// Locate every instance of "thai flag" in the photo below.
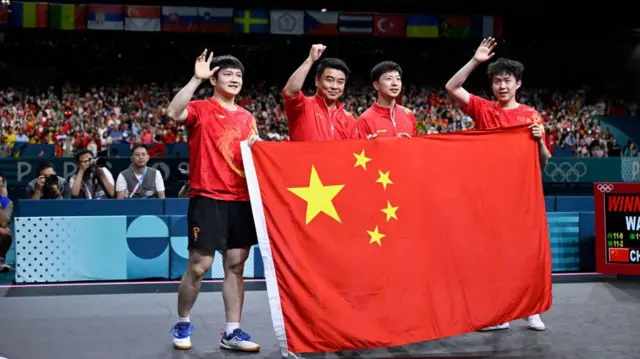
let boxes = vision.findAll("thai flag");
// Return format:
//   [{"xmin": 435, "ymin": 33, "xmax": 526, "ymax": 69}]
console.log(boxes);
[
  {"xmin": 198, "ymin": 7, "xmax": 233, "ymax": 33},
  {"xmin": 87, "ymin": 4, "xmax": 124, "ymax": 31},
  {"xmin": 162, "ymin": 6, "xmax": 198, "ymax": 32},
  {"xmin": 338, "ymin": 13, "xmax": 372, "ymax": 35}
]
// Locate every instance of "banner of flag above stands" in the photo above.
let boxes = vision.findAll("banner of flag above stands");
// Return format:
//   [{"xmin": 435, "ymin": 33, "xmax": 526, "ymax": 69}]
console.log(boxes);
[{"xmin": 2, "ymin": 2, "xmax": 503, "ymax": 38}]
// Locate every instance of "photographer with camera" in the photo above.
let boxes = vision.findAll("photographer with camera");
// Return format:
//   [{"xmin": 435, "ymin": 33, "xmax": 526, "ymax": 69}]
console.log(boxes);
[
  {"xmin": 25, "ymin": 162, "xmax": 71, "ymax": 200},
  {"xmin": 70, "ymin": 149, "xmax": 115, "ymax": 199}
]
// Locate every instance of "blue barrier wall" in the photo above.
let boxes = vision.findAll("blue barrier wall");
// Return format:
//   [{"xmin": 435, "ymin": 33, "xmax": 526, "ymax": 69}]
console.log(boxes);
[{"xmin": 12, "ymin": 196, "xmax": 595, "ymax": 283}]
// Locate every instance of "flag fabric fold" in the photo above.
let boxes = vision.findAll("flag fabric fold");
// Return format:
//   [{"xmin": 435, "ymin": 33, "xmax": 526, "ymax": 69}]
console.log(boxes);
[{"xmin": 242, "ymin": 126, "xmax": 552, "ymax": 356}]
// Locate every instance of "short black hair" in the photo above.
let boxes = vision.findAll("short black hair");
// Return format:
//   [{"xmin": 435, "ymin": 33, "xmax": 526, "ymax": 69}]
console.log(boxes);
[
  {"xmin": 131, "ymin": 144, "xmax": 147, "ymax": 155},
  {"xmin": 37, "ymin": 161, "xmax": 55, "ymax": 175},
  {"xmin": 487, "ymin": 58, "xmax": 524, "ymax": 82},
  {"xmin": 370, "ymin": 61, "xmax": 403, "ymax": 82},
  {"xmin": 75, "ymin": 149, "xmax": 93, "ymax": 163},
  {"xmin": 316, "ymin": 58, "xmax": 350, "ymax": 78},
  {"xmin": 212, "ymin": 55, "xmax": 245, "ymax": 80}
]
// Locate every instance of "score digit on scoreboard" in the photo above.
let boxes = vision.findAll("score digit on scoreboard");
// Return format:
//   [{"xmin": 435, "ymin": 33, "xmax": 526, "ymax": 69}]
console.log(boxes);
[{"xmin": 595, "ymin": 183, "xmax": 640, "ymax": 275}]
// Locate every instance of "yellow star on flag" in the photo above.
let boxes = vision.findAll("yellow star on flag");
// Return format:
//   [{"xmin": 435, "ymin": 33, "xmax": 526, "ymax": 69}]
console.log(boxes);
[
  {"xmin": 288, "ymin": 165, "xmax": 345, "ymax": 225},
  {"xmin": 353, "ymin": 149, "xmax": 372, "ymax": 170},
  {"xmin": 367, "ymin": 226, "xmax": 386, "ymax": 247},
  {"xmin": 376, "ymin": 170, "xmax": 393, "ymax": 190},
  {"xmin": 381, "ymin": 201, "xmax": 399, "ymax": 221}
]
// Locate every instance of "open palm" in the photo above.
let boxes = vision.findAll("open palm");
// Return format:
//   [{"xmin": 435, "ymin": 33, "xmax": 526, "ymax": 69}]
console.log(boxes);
[
  {"xmin": 473, "ymin": 38, "xmax": 497, "ymax": 63},
  {"xmin": 194, "ymin": 49, "xmax": 217, "ymax": 80}
]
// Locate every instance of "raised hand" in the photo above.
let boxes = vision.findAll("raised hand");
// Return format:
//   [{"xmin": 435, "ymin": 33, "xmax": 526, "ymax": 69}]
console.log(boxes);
[
  {"xmin": 194, "ymin": 49, "xmax": 218, "ymax": 80},
  {"xmin": 473, "ymin": 38, "xmax": 497, "ymax": 63},
  {"xmin": 308, "ymin": 44, "xmax": 326, "ymax": 62}
]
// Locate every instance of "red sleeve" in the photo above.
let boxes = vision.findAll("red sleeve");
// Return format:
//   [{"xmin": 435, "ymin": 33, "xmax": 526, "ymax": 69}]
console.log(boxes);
[
  {"xmin": 460, "ymin": 94, "xmax": 491, "ymax": 130},
  {"xmin": 348, "ymin": 116, "xmax": 361, "ymax": 139},
  {"xmin": 185, "ymin": 101, "xmax": 199, "ymax": 128},
  {"xmin": 410, "ymin": 112, "xmax": 418, "ymax": 137},
  {"xmin": 282, "ymin": 90, "xmax": 308, "ymax": 124}
]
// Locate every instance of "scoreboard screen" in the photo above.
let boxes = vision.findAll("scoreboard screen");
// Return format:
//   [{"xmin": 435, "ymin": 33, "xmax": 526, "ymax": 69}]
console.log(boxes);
[{"xmin": 595, "ymin": 183, "xmax": 640, "ymax": 275}]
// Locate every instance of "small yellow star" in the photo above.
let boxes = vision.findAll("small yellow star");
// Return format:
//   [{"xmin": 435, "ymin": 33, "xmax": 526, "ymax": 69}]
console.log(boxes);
[
  {"xmin": 381, "ymin": 201, "xmax": 399, "ymax": 222},
  {"xmin": 376, "ymin": 170, "xmax": 393, "ymax": 190},
  {"xmin": 353, "ymin": 149, "xmax": 372, "ymax": 170},
  {"xmin": 367, "ymin": 226, "xmax": 386, "ymax": 247}
]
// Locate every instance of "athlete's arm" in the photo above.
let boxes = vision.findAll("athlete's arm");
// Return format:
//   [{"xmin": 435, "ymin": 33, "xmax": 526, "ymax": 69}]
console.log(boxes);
[
  {"xmin": 167, "ymin": 49, "xmax": 218, "ymax": 124},
  {"xmin": 283, "ymin": 44, "xmax": 326, "ymax": 98},
  {"xmin": 445, "ymin": 38, "xmax": 497, "ymax": 106},
  {"xmin": 531, "ymin": 123, "xmax": 552, "ymax": 167}
]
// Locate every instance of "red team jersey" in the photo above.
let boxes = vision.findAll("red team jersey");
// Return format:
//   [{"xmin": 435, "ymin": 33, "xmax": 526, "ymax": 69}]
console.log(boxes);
[
  {"xmin": 461, "ymin": 94, "xmax": 543, "ymax": 129},
  {"xmin": 283, "ymin": 90, "xmax": 359, "ymax": 141},
  {"xmin": 357, "ymin": 102, "xmax": 418, "ymax": 138},
  {"xmin": 185, "ymin": 98, "xmax": 258, "ymax": 202}
]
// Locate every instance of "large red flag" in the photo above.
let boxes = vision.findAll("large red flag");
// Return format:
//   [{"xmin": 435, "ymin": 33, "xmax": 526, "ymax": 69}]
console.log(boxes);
[{"xmin": 242, "ymin": 126, "xmax": 552, "ymax": 356}]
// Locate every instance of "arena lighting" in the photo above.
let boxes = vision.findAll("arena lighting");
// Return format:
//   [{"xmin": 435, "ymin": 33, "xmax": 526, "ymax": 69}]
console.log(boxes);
[
  {"xmin": 321, "ymin": 8, "xmax": 327, "ymax": 12},
  {"xmin": 1, "ymin": 0, "xmax": 10, "ymax": 5}
]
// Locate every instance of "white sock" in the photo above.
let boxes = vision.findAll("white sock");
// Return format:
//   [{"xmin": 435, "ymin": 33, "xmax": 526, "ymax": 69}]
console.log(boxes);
[
  {"xmin": 177, "ymin": 315, "xmax": 190, "ymax": 323},
  {"xmin": 225, "ymin": 322, "xmax": 240, "ymax": 334}
]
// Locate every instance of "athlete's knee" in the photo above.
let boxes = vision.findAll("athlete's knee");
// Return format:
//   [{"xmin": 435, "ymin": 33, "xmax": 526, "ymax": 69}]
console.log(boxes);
[
  {"xmin": 223, "ymin": 248, "xmax": 249, "ymax": 275},
  {"xmin": 187, "ymin": 250, "xmax": 214, "ymax": 278}
]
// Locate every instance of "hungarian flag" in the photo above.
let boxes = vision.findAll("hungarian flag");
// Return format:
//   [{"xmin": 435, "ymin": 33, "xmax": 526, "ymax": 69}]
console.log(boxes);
[{"xmin": 242, "ymin": 126, "xmax": 552, "ymax": 356}]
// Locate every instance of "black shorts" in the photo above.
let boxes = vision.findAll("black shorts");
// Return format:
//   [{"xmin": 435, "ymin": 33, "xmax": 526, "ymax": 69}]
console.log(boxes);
[{"xmin": 187, "ymin": 195, "xmax": 258, "ymax": 252}]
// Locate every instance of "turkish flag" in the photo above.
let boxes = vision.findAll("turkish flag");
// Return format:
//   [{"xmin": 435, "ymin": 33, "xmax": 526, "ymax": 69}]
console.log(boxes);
[
  {"xmin": 373, "ymin": 14, "xmax": 405, "ymax": 37},
  {"xmin": 243, "ymin": 126, "xmax": 552, "ymax": 355}
]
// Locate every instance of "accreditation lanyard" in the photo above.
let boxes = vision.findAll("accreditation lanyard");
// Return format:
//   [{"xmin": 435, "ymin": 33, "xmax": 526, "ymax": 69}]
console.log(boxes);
[{"xmin": 129, "ymin": 167, "xmax": 149, "ymax": 198}]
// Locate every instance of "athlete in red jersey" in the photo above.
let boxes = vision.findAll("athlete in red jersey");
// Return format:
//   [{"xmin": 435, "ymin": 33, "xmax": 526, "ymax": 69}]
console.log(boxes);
[
  {"xmin": 446, "ymin": 38, "xmax": 550, "ymax": 332},
  {"xmin": 166, "ymin": 50, "xmax": 261, "ymax": 353},
  {"xmin": 282, "ymin": 44, "xmax": 358, "ymax": 141},
  {"xmin": 357, "ymin": 61, "xmax": 418, "ymax": 139}
]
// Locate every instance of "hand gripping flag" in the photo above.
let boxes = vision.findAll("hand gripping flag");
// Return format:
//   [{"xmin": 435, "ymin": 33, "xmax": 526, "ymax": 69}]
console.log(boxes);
[{"xmin": 242, "ymin": 126, "xmax": 552, "ymax": 356}]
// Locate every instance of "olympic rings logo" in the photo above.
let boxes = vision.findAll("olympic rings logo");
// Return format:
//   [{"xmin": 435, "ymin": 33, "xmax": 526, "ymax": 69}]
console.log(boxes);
[
  {"xmin": 544, "ymin": 162, "xmax": 587, "ymax": 182},
  {"xmin": 597, "ymin": 184, "xmax": 614, "ymax": 193}
]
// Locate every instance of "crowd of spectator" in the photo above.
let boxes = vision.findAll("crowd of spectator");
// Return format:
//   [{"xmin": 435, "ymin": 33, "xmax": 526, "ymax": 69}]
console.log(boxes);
[{"xmin": 0, "ymin": 83, "xmax": 637, "ymax": 158}]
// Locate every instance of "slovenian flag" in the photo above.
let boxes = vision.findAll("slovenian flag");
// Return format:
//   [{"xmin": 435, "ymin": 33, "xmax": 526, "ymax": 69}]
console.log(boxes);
[{"xmin": 198, "ymin": 7, "xmax": 233, "ymax": 33}]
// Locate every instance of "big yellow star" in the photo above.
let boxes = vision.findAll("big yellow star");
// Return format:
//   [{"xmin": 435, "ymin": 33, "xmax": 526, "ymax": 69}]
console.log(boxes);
[
  {"xmin": 288, "ymin": 165, "xmax": 345, "ymax": 225},
  {"xmin": 381, "ymin": 201, "xmax": 399, "ymax": 222},
  {"xmin": 353, "ymin": 149, "xmax": 372, "ymax": 170},
  {"xmin": 367, "ymin": 226, "xmax": 386, "ymax": 247},
  {"xmin": 376, "ymin": 170, "xmax": 393, "ymax": 190}
]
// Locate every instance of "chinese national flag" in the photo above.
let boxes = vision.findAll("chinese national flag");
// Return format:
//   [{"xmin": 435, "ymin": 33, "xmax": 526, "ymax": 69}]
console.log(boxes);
[{"xmin": 242, "ymin": 126, "xmax": 552, "ymax": 356}]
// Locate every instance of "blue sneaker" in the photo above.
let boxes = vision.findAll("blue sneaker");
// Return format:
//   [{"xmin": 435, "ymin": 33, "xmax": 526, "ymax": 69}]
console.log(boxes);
[
  {"xmin": 171, "ymin": 322, "xmax": 195, "ymax": 350},
  {"xmin": 220, "ymin": 328, "xmax": 260, "ymax": 352}
]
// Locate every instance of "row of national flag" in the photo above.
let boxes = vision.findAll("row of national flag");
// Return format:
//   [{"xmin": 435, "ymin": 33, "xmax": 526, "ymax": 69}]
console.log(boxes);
[{"xmin": 0, "ymin": 2, "xmax": 503, "ymax": 38}]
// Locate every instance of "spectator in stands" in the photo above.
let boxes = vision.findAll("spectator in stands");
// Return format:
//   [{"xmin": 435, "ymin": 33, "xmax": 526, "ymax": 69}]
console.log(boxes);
[
  {"xmin": 69, "ymin": 149, "xmax": 115, "ymax": 199},
  {"xmin": 0, "ymin": 172, "xmax": 13, "ymax": 273},
  {"xmin": 115, "ymin": 144, "xmax": 165, "ymax": 199},
  {"xmin": 25, "ymin": 162, "xmax": 71, "ymax": 200},
  {"xmin": 0, "ymin": 136, "xmax": 10, "ymax": 158}
]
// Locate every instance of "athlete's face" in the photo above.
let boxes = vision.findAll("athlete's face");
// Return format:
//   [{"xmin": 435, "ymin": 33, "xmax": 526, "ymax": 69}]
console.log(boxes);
[
  {"xmin": 491, "ymin": 73, "xmax": 521, "ymax": 104},
  {"xmin": 374, "ymin": 70, "xmax": 402, "ymax": 99},
  {"xmin": 316, "ymin": 68, "xmax": 346, "ymax": 102},
  {"xmin": 212, "ymin": 68, "xmax": 243, "ymax": 97}
]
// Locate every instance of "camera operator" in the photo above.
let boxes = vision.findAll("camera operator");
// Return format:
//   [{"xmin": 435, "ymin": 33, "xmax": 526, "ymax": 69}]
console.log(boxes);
[
  {"xmin": 25, "ymin": 162, "xmax": 71, "ymax": 200},
  {"xmin": 115, "ymin": 144, "xmax": 165, "ymax": 199},
  {"xmin": 70, "ymin": 149, "xmax": 115, "ymax": 199},
  {"xmin": 0, "ymin": 172, "xmax": 13, "ymax": 272}
]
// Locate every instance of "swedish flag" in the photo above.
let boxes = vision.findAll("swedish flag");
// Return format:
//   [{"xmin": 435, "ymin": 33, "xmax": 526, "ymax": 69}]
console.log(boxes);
[{"xmin": 234, "ymin": 9, "xmax": 269, "ymax": 34}]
